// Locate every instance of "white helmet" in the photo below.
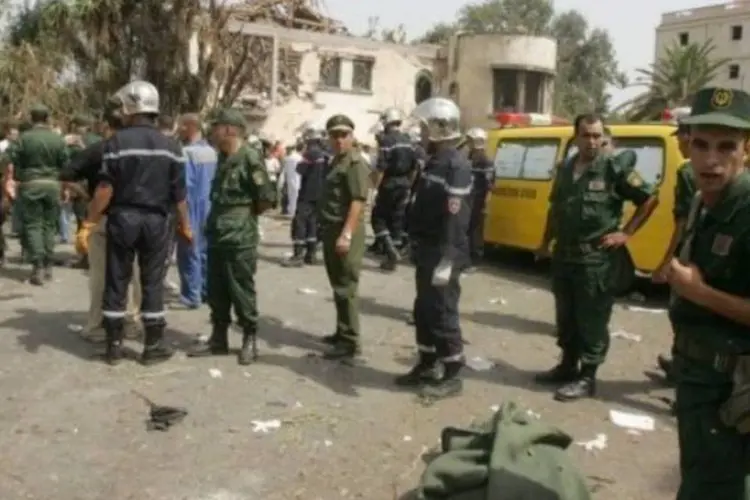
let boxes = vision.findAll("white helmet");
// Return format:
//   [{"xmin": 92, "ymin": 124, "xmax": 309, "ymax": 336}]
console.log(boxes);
[
  {"xmin": 410, "ymin": 97, "xmax": 461, "ymax": 142},
  {"xmin": 408, "ymin": 126, "xmax": 421, "ymax": 143},
  {"xmin": 112, "ymin": 80, "xmax": 160, "ymax": 116},
  {"xmin": 380, "ymin": 107, "xmax": 403, "ymax": 126},
  {"xmin": 304, "ymin": 127, "xmax": 325, "ymax": 141},
  {"xmin": 465, "ymin": 127, "xmax": 487, "ymax": 147}
]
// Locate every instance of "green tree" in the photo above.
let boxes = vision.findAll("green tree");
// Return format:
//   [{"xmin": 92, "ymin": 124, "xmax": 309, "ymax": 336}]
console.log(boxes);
[
  {"xmin": 412, "ymin": 0, "xmax": 626, "ymax": 117},
  {"xmin": 617, "ymin": 40, "xmax": 730, "ymax": 121}
]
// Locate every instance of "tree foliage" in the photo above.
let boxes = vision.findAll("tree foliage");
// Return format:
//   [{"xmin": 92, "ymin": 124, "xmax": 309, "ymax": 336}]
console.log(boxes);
[
  {"xmin": 412, "ymin": 0, "xmax": 626, "ymax": 117},
  {"xmin": 617, "ymin": 41, "xmax": 729, "ymax": 121},
  {"xmin": 0, "ymin": 0, "xmax": 329, "ymax": 119}
]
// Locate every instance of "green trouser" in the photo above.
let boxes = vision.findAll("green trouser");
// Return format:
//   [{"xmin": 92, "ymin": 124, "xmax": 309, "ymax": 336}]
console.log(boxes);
[
  {"xmin": 551, "ymin": 259, "xmax": 614, "ymax": 365},
  {"xmin": 321, "ymin": 223, "xmax": 365, "ymax": 344},
  {"xmin": 674, "ymin": 354, "xmax": 750, "ymax": 499},
  {"xmin": 206, "ymin": 246, "xmax": 258, "ymax": 331},
  {"xmin": 18, "ymin": 180, "xmax": 61, "ymax": 267}
]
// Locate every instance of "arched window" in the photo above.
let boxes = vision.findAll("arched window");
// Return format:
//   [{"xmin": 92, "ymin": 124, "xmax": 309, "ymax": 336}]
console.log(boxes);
[{"xmin": 415, "ymin": 72, "xmax": 433, "ymax": 104}]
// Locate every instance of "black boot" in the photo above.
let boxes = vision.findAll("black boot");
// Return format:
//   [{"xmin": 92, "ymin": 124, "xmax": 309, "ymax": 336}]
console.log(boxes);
[
  {"xmin": 28, "ymin": 265, "xmax": 43, "ymax": 286},
  {"xmin": 140, "ymin": 325, "xmax": 174, "ymax": 366},
  {"xmin": 554, "ymin": 364, "xmax": 597, "ymax": 402},
  {"xmin": 282, "ymin": 245, "xmax": 305, "ymax": 267},
  {"xmin": 187, "ymin": 324, "xmax": 230, "ymax": 357},
  {"xmin": 534, "ymin": 353, "xmax": 579, "ymax": 385},
  {"xmin": 379, "ymin": 236, "xmax": 399, "ymax": 272},
  {"xmin": 104, "ymin": 325, "xmax": 125, "ymax": 366},
  {"xmin": 320, "ymin": 332, "xmax": 342, "ymax": 345},
  {"xmin": 43, "ymin": 263, "xmax": 53, "ymax": 282},
  {"xmin": 421, "ymin": 360, "xmax": 464, "ymax": 400},
  {"xmin": 322, "ymin": 337, "xmax": 361, "ymax": 360},
  {"xmin": 366, "ymin": 241, "xmax": 383, "ymax": 256},
  {"xmin": 238, "ymin": 329, "xmax": 258, "ymax": 365},
  {"xmin": 394, "ymin": 353, "xmax": 439, "ymax": 387},
  {"xmin": 303, "ymin": 242, "xmax": 317, "ymax": 265}
]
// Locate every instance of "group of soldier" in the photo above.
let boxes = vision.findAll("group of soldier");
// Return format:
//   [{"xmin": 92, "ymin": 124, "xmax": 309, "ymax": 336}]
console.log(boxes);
[{"xmin": 2, "ymin": 80, "xmax": 750, "ymax": 498}]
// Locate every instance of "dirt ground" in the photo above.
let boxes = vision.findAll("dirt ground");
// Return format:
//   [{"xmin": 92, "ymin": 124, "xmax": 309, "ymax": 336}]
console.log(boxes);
[{"xmin": 0, "ymin": 216, "xmax": 679, "ymax": 500}]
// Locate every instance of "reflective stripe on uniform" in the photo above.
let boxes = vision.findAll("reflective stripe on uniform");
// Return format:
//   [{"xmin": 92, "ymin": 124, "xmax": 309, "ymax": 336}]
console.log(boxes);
[
  {"xmin": 103, "ymin": 148, "xmax": 185, "ymax": 163},
  {"xmin": 417, "ymin": 344, "xmax": 436, "ymax": 353},
  {"xmin": 422, "ymin": 173, "xmax": 472, "ymax": 196}
]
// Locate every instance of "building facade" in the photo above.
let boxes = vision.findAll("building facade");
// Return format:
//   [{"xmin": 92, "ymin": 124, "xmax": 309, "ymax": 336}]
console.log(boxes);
[
  {"xmin": 230, "ymin": 21, "xmax": 557, "ymax": 144},
  {"xmin": 655, "ymin": 2, "xmax": 750, "ymax": 89}
]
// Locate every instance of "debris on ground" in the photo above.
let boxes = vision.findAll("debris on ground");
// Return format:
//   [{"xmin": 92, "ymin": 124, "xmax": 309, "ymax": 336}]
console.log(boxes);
[
  {"xmin": 609, "ymin": 409, "xmax": 655, "ymax": 432},
  {"xmin": 133, "ymin": 391, "xmax": 188, "ymax": 432},
  {"xmin": 251, "ymin": 419, "xmax": 282, "ymax": 433},
  {"xmin": 466, "ymin": 356, "xmax": 494, "ymax": 371},
  {"xmin": 488, "ymin": 297, "xmax": 507, "ymax": 305},
  {"xmin": 576, "ymin": 433, "xmax": 608, "ymax": 451},
  {"xmin": 611, "ymin": 329, "xmax": 642, "ymax": 342},
  {"xmin": 297, "ymin": 287, "xmax": 318, "ymax": 295},
  {"xmin": 208, "ymin": 368, "xmax": 223, "ymax": 379},
  {"xmin": 67, "ymin": 324, "xmax": 83, "ymax": 333}
]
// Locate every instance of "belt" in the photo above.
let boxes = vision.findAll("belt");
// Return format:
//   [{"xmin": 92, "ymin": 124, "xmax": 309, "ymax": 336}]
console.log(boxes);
[{"xmin": 674, "ymin": 335, "xmax": 737, "ymax": 373}]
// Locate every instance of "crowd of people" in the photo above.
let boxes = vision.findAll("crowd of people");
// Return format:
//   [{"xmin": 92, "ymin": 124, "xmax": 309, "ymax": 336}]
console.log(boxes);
[{"xmin": 2, "ymin": 82, "xmax": 750, "ymax": 498}]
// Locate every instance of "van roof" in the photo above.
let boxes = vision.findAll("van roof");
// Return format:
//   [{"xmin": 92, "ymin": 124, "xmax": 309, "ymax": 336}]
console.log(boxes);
[{"xmin": 488, "ymin": 123, "xmax": 677, "ymax": 138}]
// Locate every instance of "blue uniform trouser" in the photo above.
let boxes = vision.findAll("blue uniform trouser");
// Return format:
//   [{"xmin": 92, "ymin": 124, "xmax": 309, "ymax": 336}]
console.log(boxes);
[{"xmin": 177, "ymin": 230, "xmax": 207, "ymax": 307}]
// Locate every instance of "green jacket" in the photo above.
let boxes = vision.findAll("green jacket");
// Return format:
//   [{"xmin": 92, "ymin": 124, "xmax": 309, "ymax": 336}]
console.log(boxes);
[
  {"xmin": 10, "ymin": 125, "xmax": 68, "ymax": 182},
  {"xmin": 418, "ymin": 401, "xmax": 591, "ymax": 500},
  {"xmin": 672, "ymin": 161, "xmax": 696, "ymax": 221},
  {"xmin": 317, "ymin": 150, "xmax": 371, "ymax": 228},
  {"xmin": 549, "ymin": 151, "xmax": 655, "ymax": 264},
  {"xmin": 206, "ymin": 143, "xmax": 276, "ymax": 249}
]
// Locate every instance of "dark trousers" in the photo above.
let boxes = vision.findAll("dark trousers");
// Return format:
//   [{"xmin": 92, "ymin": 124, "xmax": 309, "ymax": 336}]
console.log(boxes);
[
  {"xmin": 102, "ymin": 209, "xmax": 170, "ymax": 335},
  {"xmin": 291, "ymin": 201, "xmax": 318, "ymax": 251},
  {"xmin": 371, "ymin": 183, "xmax": 410, "ymax": 244},
  {"xmin": 413, "ymin": 245, "xmax": 463, "ymax": 361},
  {"xmin": 468, "ymin": 196, "xmax": 486, "ymax": 263},
  {"xmin": 207, "ymin": 246, "xmax": 258, "ymax": 331},
  {"xmin": 551, "ymin": 259, "xmax": 614, "ymax": 366}
]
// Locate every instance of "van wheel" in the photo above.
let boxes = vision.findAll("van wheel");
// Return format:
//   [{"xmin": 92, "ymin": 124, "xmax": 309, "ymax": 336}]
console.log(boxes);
[{"xmin": 611, "ymin": 247, "xmax": 635, "ymax": 297}]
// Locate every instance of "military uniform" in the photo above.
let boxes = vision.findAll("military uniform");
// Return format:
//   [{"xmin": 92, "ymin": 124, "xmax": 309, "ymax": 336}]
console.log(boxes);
[
  {"xmin": 190, "ymin": 109, "xmax": 276, "ymax": 365},
  {"xmin": 669, "ymin": 87, "xmax": 750, "ymax": 500},
  {"xmin": 9, "ymin": 105, "xmax": 69, "ymax": 284},
  {"xmin": 317, "ymin": 115, "xmax": 371, "ymax": 359},
  {"xmin": 541, "ymin": 147, "xmax": 655, "ymax": 400}
]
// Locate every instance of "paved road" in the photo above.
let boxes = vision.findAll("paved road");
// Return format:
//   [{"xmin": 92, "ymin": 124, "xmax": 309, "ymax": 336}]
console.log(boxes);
[{"xmin": 0, "ymin": 216, "xmax": 677, "ymax": 500}]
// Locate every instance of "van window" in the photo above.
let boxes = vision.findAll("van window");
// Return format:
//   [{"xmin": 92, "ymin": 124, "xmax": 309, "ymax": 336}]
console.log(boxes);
[
  {"xmin": 493, "ymin": 139, "xmax": 559, "ymax": 180},
  {"xmin": 564, "ymin": 137, "xmax": 665, "ymax": 185}
]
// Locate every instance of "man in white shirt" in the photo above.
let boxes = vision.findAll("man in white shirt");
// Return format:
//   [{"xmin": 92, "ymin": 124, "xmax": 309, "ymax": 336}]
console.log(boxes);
[
  {"xmin": 280, "ymin": 143, "xmax": 303, "ymax": 216},
  {"xmin": 0, "ymin": 123, "xmax": 18, "ymax": 152}
]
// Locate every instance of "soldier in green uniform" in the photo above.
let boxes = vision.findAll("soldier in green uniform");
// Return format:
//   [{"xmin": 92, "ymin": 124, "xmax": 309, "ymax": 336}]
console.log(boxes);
[
  {"xmin": 188, "ymin": 109, "xmax": 276, "ymax": 365},
  {"xmin": 317, "ymin": 114, "xmax": 371, "ymax": 361},
  {"xmin": 536, "ymin": 113, "xmax": 659, "ymax": 402},
  {"xmin": 666, "ymin": 87, "xmax": 750, "ymax": 500},
  {"xmin": 8, "ymin": 105, "xmax": 69, "ymax": 285},
  {"xmin": 653, "ymin": 120, "xmax": 696, "ymax": 381}
]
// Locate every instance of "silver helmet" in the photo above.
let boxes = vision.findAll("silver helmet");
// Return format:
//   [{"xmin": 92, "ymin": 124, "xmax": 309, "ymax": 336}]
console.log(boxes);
[
  {"xmin": 465, "ymin": 127, "xmax": 487, "ymax": 147},
  {"xmin": 112, "ymin": 80, "xmax": 160, "ymax": 116},
  {"xmin": 380, "ymin": 107, "xmax": 403, "ymax": 126},
  {"xmin": 410, "ymin": 97, "xmax": 461, "ymax": 142},
  {"xmin": 303, "ymin": 127, "xmax": 325, "ymax": 141}
]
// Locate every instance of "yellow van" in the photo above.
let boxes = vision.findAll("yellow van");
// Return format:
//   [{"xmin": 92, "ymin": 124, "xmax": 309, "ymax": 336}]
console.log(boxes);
[{"xmin": 484, "ymin": 123, "xmax": 683, "ymax": 292}]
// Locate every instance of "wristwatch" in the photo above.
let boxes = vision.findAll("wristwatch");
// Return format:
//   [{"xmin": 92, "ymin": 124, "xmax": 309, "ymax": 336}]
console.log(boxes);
[{"xmin": 342, "ymin": 231, "xmax": 352, "ymax": 241}]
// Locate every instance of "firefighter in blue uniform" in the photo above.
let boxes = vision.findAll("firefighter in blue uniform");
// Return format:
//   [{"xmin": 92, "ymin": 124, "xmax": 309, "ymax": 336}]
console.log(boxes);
[
  {"xmin": 77, "ymin": 81, "xmax": 192, "ymax": 366},
  {"xmin": 464, "ymin": 127, "xmax": 494, "ymax": 271},
  {"xmin": 395, "ymin": 97, "xmax": 472, "ymax": 400},
  {"xmin": 284, "ymin": 127, "xmax": 329, "ymax": 267},
  {"xmin": 371, "ymin": 108, "xmax": 418, "ymax": 271}
]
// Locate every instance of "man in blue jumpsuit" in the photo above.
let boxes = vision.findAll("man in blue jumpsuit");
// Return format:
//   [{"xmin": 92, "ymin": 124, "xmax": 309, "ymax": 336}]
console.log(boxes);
[
  {"xmin": 176, "ymin": 113, "xmax": 217, "ymax": 308},
  {"xmin": 396, "ymin": 97, "xmax": 472, "ymax": 400}
]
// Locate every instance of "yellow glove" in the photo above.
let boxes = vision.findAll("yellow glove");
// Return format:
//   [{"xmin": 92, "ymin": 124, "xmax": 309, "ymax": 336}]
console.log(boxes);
[{"xmin": 75, "ymin": 221, "xmax": 97, "ymax": 256}]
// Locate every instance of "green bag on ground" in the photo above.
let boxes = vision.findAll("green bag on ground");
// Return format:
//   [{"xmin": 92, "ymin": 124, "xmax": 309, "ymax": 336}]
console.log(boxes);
[{"xmin": 417, "ymin": 401, "xmax": 592, "ymax": 500}]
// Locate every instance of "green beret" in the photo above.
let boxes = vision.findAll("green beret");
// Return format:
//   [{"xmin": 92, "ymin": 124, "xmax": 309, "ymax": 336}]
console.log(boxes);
[
  {"xmin": 212, "ymin": 108, "xmax": 247, "ymax": 129},
  {"xmin": 71, "ymin": 114, "xmax": 94, "ymax": 126},
  {"xmin": 30, "ymin": 103, "xmax": 49, "ymax": 114},
  {"xmin": 326, "ymin": 114, "xmax": 355, "ymax": 132}
]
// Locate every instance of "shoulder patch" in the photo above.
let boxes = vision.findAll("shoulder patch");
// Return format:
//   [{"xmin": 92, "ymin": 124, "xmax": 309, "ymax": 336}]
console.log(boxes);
[
  {"xmin": 252, "ymin": 170, "xmax": 266, "ymax": 185},
  {"xmin": 626, "ymin": 170, "xmax": 643, "ymax": 187},
  {"xmin": 711, "ymin": 234, "xmax": 733, "ymax": 256},
  {"xmin": 447, "ymin": 196, "xmax": 461, "ymax": 214}
]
